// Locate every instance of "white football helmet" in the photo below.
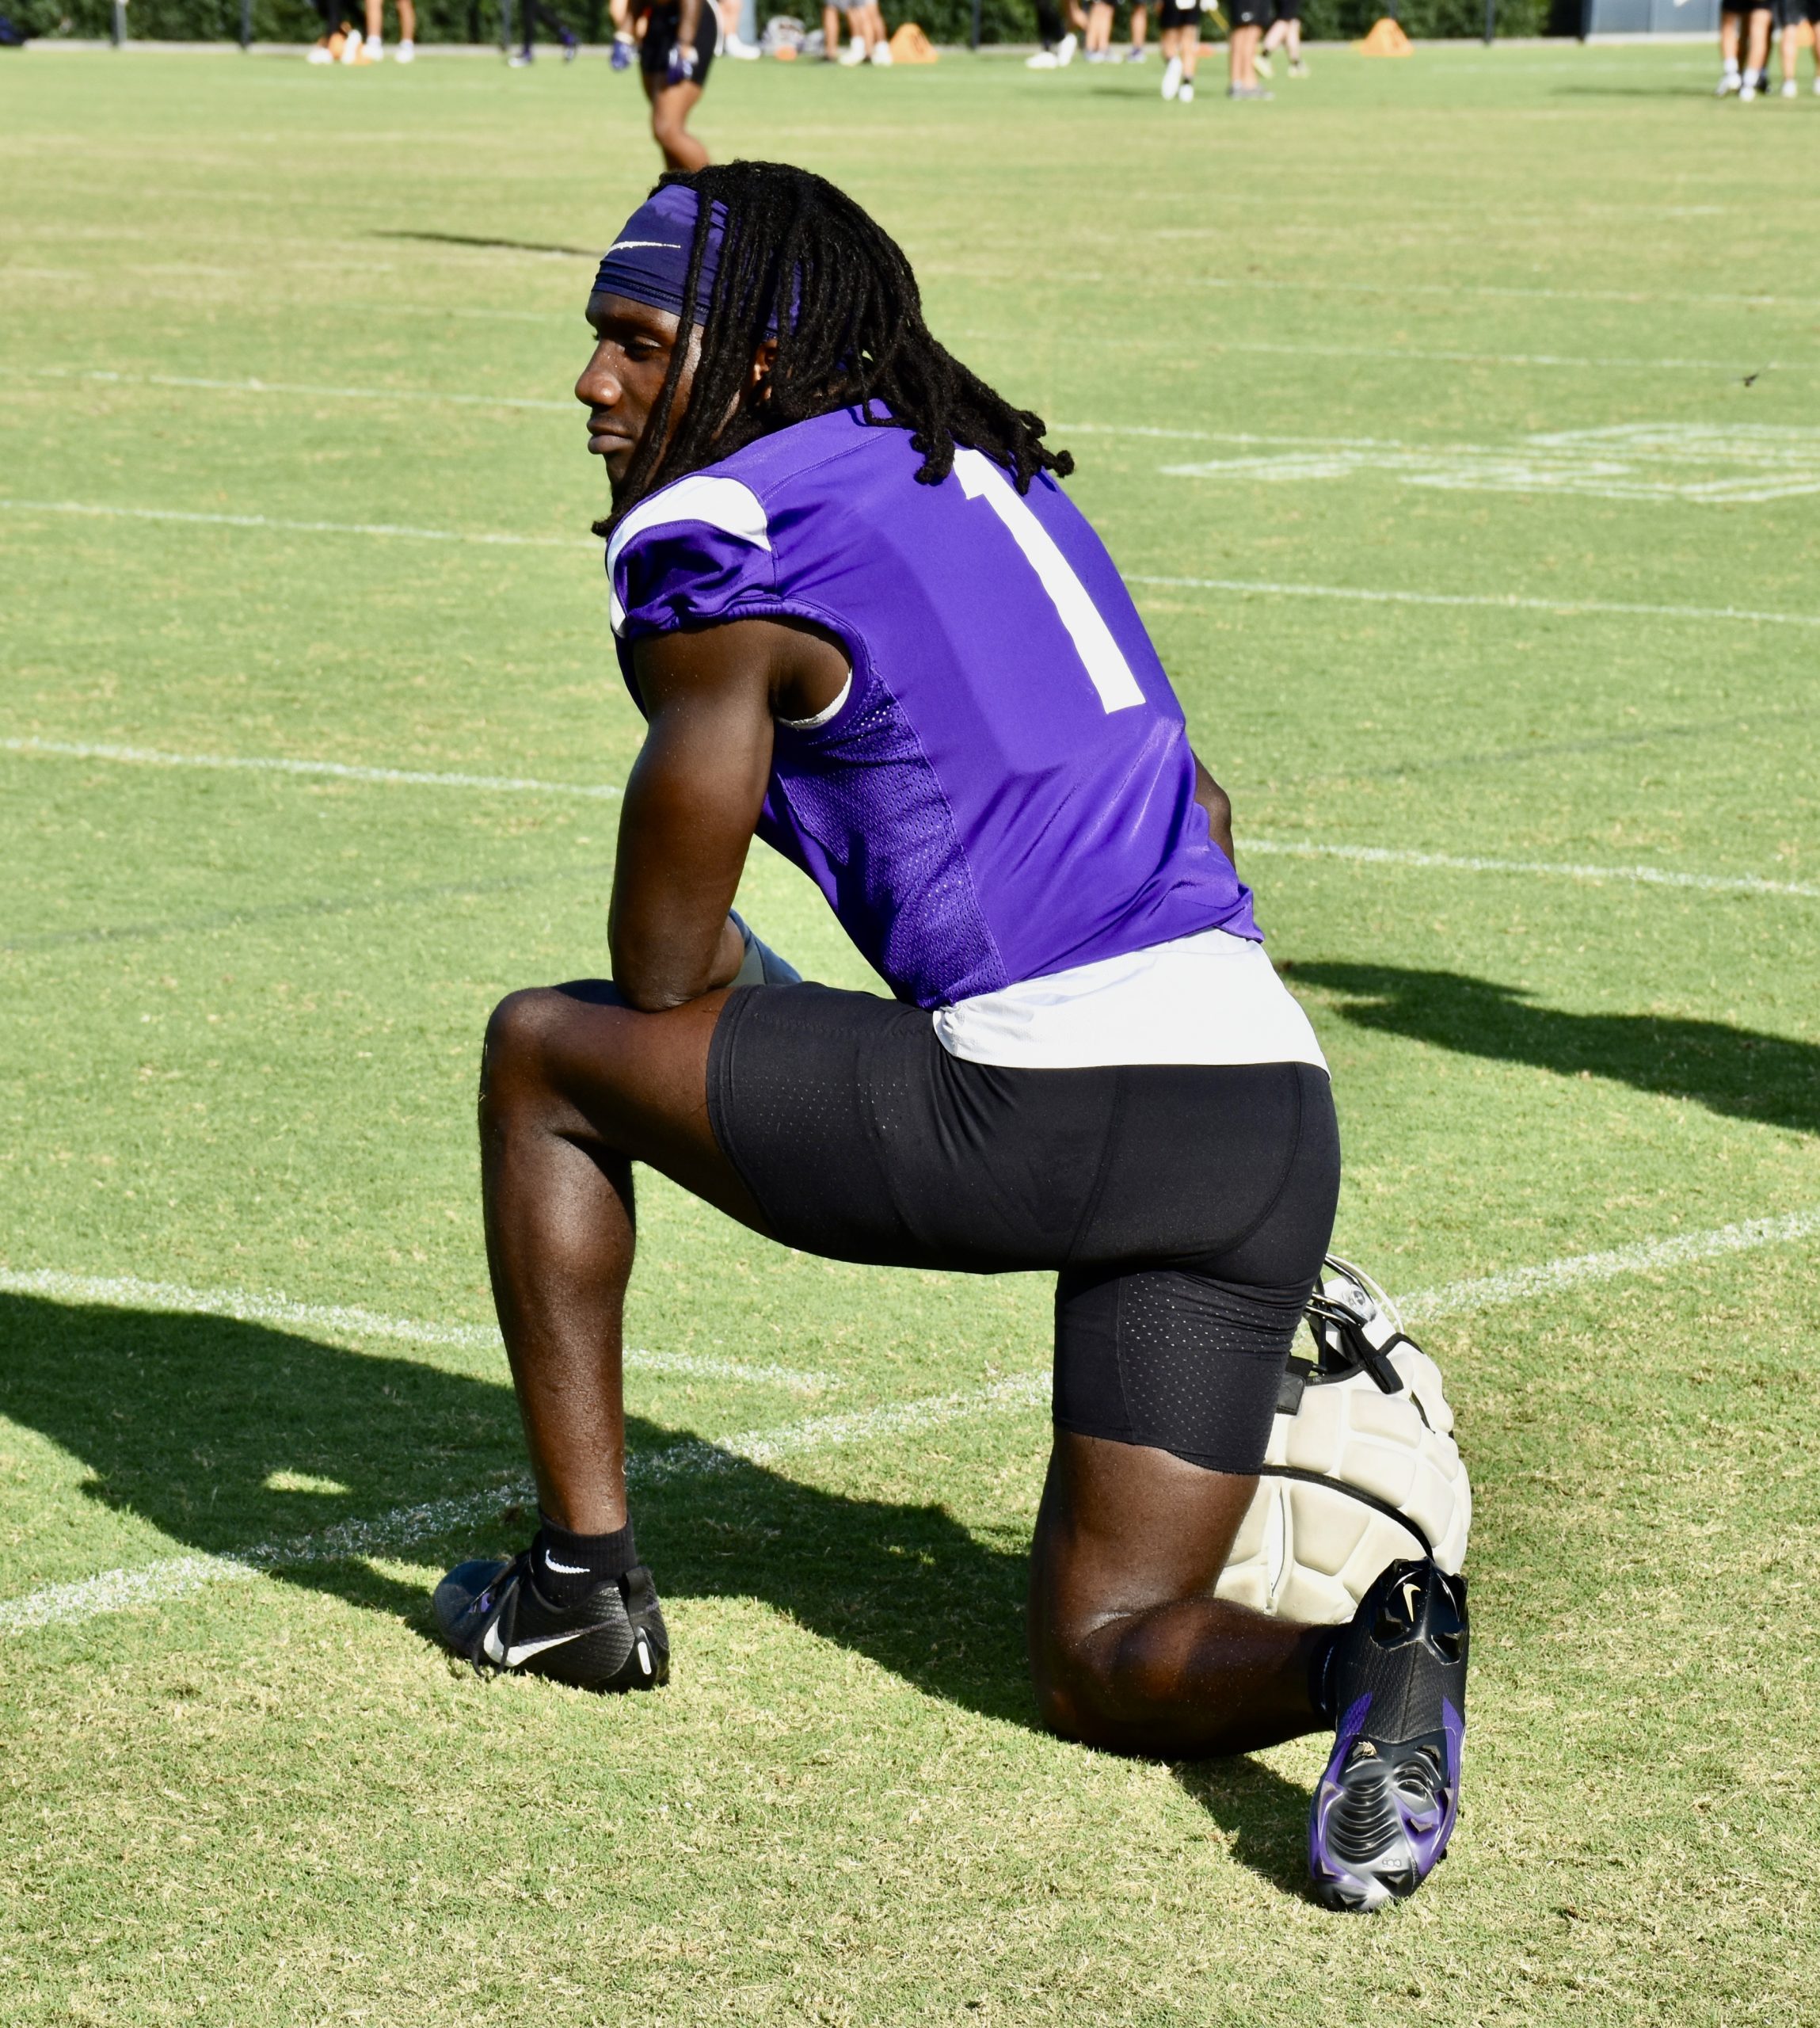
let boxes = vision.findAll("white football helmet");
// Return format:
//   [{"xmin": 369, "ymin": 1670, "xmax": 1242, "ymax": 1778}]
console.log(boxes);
[{"xmin": 1215, "ymin": 1256, "xmax": 1471, "ymax": 1625}]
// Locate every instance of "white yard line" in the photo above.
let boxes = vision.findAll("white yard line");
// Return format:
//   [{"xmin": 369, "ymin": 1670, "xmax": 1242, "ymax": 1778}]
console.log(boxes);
[
  {"xmin": 0, "ymin": 1379, "xmax": 1048, "ymax": 1634},
  {"xmin": 0, "ymin": 736, "xmax": 621, "ymax": 801},
  {"xmin": 0, "ymin": 1268, "xmax": 836, "ymax": 1394},
  {"xmin": 29, "ymin": 366, "xmax": 573, "ymax": 412},
  {"xmin": 5, "ymin": 737, "xmax": 1805, "ymax": 902},
  {"xmin": 1124, "ymin": 570, "xmax": 1820, "ymax": 632},
  {"xmin": 1241, "ymin": 838, "xmax": 1820, "ymax": 902},
  {"xmin": 6, "ymin": 1207, "xmax": 1819, "ymax": 1635},
  {"xmin": 10, "ymin": 497, "xmax": 1818, "ymax": 634},
  {"xmin": 1171, "ymin": 275, "xmax": 1820, "ymax": 313},
  {"xmin": 1398, "ymin": 1207, "xmax": 1820, "ymax": 1321},
  {"xmin": 28, "ymin": 352, "xmax": 1798, "ymax": 426},
  {"xmin": 0, "ymin": 497, "xmax": 584, "ymax": 548},
  {"xmin": 1201, "ymin": 341, "xmax": 1794, "ymax": 373}
]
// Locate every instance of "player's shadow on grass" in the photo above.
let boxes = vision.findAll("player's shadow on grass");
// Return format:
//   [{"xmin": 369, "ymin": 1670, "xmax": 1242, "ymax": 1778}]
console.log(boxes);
[
  {"xmin": 1171, "ymin": 1758, "xmax": 1313, "ymax": 1897},
  {"xmin": 2, "ymin": 1293, "xmax": 1319, "ymax": 1892},
  {"xmin": 1290, "ymin": 961, "xmax": 1820, "ymax": 1138},
  {"xmin": 0, "ymin": 1294, "xmax": 1035, "ymax": 1726}
]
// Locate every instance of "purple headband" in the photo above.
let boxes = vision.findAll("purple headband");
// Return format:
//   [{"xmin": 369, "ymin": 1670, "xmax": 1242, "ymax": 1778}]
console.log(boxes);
[{"xmin": 592, "ymin": 184, "xmax": 725, "ymax": 323}]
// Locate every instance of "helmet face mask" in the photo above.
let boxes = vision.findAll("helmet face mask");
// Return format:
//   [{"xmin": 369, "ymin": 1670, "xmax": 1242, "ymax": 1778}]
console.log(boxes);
[{"xmin": 1215, "ymin": 1258, "xmax": 1472, "ymax": 1625}]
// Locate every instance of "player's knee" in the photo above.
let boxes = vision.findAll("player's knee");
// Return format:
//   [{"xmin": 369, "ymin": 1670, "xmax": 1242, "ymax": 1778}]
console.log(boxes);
[
  {"xmin": 1033, "ymin": 1667, "xmax": 1095, "ymax": 1743},
  {"xmin": 479, "ymin": 986, "xmax": 564, "ymax": 1107},
  {"xmin": 1029, "ymin": 1607, "xmax": 1129, "ymax": 1744}
]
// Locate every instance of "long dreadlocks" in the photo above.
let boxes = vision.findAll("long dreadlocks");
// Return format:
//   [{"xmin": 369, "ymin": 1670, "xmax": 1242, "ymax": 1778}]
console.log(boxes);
[{"xmin": 595, "ymin": 161, "xmax": 1072, "ymax": 539}]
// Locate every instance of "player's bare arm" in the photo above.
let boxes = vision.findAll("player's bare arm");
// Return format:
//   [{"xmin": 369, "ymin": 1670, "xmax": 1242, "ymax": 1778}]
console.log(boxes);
[{"xmin": 607, "ymin": 626, "xmax": 778, "ymax": 1011}]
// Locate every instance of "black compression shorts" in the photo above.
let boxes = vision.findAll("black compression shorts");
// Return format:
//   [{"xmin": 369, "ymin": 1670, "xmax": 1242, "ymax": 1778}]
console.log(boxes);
[
  {"xmin": 641, "ymin": 1, "xmax": 717, "ymax": 84},
  {"xmin": 707, "ymin": 982, "xmax": 1341, "ymax": 1477}
]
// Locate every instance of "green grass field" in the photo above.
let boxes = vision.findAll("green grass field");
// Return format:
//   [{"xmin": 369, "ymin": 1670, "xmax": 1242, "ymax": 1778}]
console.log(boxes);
[{"xmin": 4, "ymin": 36, "xmax": 1819, "ymax": 2025}]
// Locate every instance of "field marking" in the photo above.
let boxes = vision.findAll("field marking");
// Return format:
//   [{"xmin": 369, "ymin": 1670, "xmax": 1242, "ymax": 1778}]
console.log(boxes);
[
  {"xmin": 28, "ymin": 350, "xmax": 1804, "ymax": 441},
  {"xmin": 6, "ymin": 734, "xmax": 1807, "ymax": 904},
  {"xmin": 6, "ymin": 1206, "xmax": 1820, "ymax": 1636},
  {"xmin": 10, "ymin": 495, "xmax": 1819, "ymax": 634},
  {"xmin": 0, "ymin": 1269, "xmax": 836, "ymax": 1395},
  {"xmin": 30, "ymin": 366, "xmax": 573, "ymax": 413},
  {"xmin": 1399, "ymin": 1207, "xmax": 1820, "ymax": 1321},
  {"xmin": 1160, "ymin": 423, "xmax": 1820, "ymax": 507},
  {"xmin": 1125, "ymin": 570, "xmax": 1820, "ymax": 632},
  {"xmin": 1172, "ymin": 274, "xmax": 1820, "ymax": 314},
  {"xmin": 0, "ymin": 1378, "xmax": 1049, "ymax": 1636},
  {"xmin": 0, "ymin": 496, "xmax": 584, "ymax": 549},
  {"xmin": 2, "ymin": 736, "xmax": 621, "ymax": 801},
  {"xmin": 1198, "ymin": 341, "xmax": 1795, "ymax": 375},
  {"xmin": 1241, "ymin": 838, "xmax": 1820, "ymax": 902}
]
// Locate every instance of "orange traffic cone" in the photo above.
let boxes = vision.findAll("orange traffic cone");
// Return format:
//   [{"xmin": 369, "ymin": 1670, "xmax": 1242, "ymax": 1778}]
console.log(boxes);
[
  {"xmin": 1357, "ymin": 15, "xmax": 1413, "ymax": 52},
  {"xmin": 888, "ymin": 21, "xmax": 938, "ymax": 59}
]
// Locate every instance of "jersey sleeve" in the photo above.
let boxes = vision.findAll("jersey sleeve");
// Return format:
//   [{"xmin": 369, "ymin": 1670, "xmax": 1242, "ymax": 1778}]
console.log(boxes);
[{"xmin": 607, "ymin": 474, "xmax": 778, "ymax": 643}]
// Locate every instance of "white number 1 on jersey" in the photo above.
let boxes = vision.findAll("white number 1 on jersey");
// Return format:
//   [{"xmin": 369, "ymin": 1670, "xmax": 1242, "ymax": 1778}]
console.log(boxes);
[{"xmin": 954, "ymin": 448, "xmax": 1146, "ymax": 715}]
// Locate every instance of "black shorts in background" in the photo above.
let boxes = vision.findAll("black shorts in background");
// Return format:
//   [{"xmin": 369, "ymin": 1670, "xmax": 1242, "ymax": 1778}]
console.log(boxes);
[
  {"xmin": 706, "ymin": 982, "xmax": 1341, "ymax": 1477},
  {"xmin": 1158, "ymin": 0, "xmax": 1201, "ymax": 29},
  {"xmin": 641, "ymin": 1, "xmax": 717, "ymax": 83},
  {"xmin": 1228, "ymin": 0, "xmax": 1270, "ymax": 26}
]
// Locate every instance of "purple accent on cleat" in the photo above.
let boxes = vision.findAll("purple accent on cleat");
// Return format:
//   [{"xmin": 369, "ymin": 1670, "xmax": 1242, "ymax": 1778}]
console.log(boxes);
[{"xmin": 1308, "ymin": 1561, "xmax": 1468, "ymax": 1911}]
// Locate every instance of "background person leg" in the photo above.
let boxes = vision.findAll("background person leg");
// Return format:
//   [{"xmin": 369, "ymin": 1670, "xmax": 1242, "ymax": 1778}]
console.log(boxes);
[{"xmin": 645, "ymin": 72, "xmax": 709, "ymax": 169}]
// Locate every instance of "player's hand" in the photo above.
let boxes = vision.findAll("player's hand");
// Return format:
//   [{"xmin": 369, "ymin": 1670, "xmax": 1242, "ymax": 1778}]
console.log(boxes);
[
  {"xmin": 665, "ymin": 42, "xmax": 698, "ymax": 83},
  {"xmin": 729, "ymin": 913, "xmax": 803, "ymax": 988}
]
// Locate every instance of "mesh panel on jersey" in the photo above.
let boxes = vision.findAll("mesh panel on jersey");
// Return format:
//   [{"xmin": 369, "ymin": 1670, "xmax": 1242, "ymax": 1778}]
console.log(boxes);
[{"xmin": 771, "ymin": 684, "xmax": 1003, "ymax": 1006}]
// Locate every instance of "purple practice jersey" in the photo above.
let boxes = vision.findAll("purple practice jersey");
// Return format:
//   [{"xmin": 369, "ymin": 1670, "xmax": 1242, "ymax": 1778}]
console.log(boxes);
[{"xmin": 608, "ymin": 407, "xmax": 1260, "ymax": 1010}]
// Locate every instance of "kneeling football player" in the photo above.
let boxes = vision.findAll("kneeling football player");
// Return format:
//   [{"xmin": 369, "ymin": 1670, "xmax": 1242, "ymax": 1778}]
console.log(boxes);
[{"xmin": 434, "ymin": 162, "xmax": 1468, "ymax": 1911}]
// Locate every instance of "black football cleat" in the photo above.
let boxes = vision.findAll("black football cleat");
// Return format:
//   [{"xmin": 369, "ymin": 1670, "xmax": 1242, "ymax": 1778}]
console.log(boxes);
[
  {"xmin": 1308, "ymin": 1557, "xmax": 1468, "ymax": 1912},
  {"xmin": 432, "ymin": 1551, "xmax": 669, "ymax": 1693}
]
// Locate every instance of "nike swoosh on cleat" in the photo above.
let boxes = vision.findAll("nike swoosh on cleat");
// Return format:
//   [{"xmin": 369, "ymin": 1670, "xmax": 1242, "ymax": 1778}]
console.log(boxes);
[{"xmin": 501, "ymin": 1627, "xmax": 593, "ymax": 1668}]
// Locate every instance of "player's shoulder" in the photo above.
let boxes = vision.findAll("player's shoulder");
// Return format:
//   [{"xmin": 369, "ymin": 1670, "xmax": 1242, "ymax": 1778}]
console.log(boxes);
[{"xmin": 607, "ymin": 410, "xmax": 912, "ymax": 639}]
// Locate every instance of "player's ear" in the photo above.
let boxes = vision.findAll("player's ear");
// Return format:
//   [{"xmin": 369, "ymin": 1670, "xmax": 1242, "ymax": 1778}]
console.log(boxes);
[{"xmin": 748, "ymin": 338, "xmax": 779, "ymax": 400}]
